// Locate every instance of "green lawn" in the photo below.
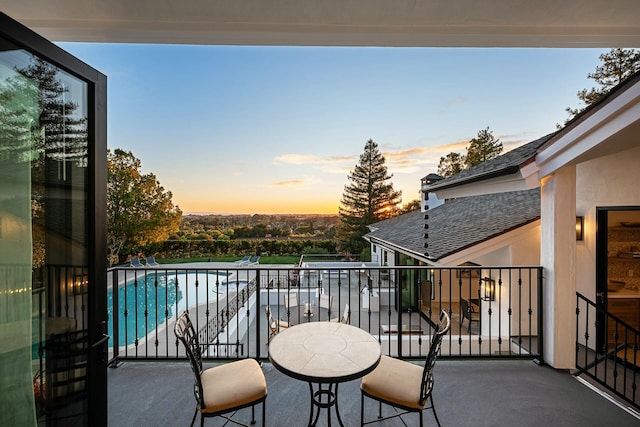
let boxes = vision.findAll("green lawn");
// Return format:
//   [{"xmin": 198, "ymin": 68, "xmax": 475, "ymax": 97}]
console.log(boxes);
[{"xmin": 156, "ymin": 255, "xmax": 300, "ymax": 265}]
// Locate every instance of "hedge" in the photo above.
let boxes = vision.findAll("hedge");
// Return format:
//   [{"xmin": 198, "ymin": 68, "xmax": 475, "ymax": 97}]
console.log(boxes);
[{"xmin": 136, "ymin": 239, "xmax": 337, "ymax": 260}]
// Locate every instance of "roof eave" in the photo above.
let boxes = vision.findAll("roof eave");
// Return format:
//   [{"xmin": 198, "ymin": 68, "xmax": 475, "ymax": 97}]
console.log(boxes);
[
  {"xmin": 430, "ymin": 165, "xmax": 540, "ymax": 199},
  {"xmin": 365, "ymin": 235, "xmax": 436, "ymax": 264}
]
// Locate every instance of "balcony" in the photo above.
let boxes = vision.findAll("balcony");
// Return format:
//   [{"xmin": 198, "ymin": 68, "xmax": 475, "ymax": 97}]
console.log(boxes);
[{"xmin": 34, "ymin": 262, "xmax": 640, "ymax": 424}]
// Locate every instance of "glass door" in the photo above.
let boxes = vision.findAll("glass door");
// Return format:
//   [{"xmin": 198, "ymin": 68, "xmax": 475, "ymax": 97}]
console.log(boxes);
[
  {"xmin": 397, "ymin": 253, "xmax": 418, "ymax": 311},
  {"xmin": 596, "ymin": 207, "xmax": 640, "ymax": 353},
  {"xmin": 0, "ymin": 13, "xmax": 107, "ymax": 426}
]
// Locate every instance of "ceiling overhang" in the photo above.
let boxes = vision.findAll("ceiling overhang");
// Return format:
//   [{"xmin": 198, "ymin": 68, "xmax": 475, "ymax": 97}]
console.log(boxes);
[{"xmin": 2, "ymin": 0, "xmax": 640, "ymax": 47}]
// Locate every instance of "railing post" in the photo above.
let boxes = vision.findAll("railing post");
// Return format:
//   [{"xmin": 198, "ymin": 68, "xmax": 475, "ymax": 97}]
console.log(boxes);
[
  {"xmin": 535, "ymin": 266, "xmax": 545, "ymax": 365},
  {"xmin": 395, "ymin": 266, "xmax": 403, "ymax": 358},
  {"xmin": 108, "ymin": 268, "xmax": 122, "ymax": 367},
  {"xmin": 255, "ymin": 271, "xmax": 262, "ymax": 359}
]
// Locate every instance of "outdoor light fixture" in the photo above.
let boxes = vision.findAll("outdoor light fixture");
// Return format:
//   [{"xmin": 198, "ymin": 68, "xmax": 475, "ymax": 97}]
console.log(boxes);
[
  {"xmin": 576, "ymin": 216, "xmax": 584, "ymax": 241},
  {"xmin": 482, "ymin": 277, "xmax": 496, "ymax": 301}
]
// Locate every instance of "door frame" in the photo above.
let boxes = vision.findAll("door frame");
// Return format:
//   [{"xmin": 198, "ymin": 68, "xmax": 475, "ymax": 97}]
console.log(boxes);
[
  {"xmin": 0, "ymin": 12, "xmax": 108, "ymax": 426},
  {"xmin": 595, "ymin": 206, "xmax": 640, "ymax": 354}
]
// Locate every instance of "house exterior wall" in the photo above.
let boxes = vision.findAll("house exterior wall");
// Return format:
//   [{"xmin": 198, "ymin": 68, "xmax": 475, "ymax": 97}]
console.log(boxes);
[
  {"xmin": 451, "ymin": 227, "xmax": 541, "ymax": 337},
  {"xmin": 576, "ymin": 145, "xmax": 640, "ymax": 301},
  {"xmin": 421, "ymin": 189, "xmax": 444, "ymax": 212}
]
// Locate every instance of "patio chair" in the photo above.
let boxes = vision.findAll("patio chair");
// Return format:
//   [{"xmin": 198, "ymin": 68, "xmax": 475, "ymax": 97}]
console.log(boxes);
[
  {"xmin": 319, "ymin": 293, "xmax": 334, "ymax": 318},
  {"xmin": 360, "ymin": 310, "xmax": 451, "ymax": 427},
  {"xmin": 283, "ymin": 293, "xmax": 299, "ymax": 309},
  {"xmin": 129, "ymin": 257, "xmax": 143, "ymax": 268},
  {"xmin": 461, "ymin": 298, "xmax": 480, "ymax": 328},
  {"xmin": 174, "ymin": 311, "xmax": 267, "ymax": 427},
  {"xmin": 145, "ymin": 256, "xmax": 160, "ymax": 267},
  {"xmin": 235, "ymin": 255, "xmax": 251, "ymax": 265},
  {"xmin": 330, "ymin": 303, "xmax": 350, "ymax": 324},
  {"xmin": 247, "ymin": 255, "xmax": 260, "ymax": 265},
  {"xmin": 265, "ymin": 306, "xmax": 289, "ymax": 343}
]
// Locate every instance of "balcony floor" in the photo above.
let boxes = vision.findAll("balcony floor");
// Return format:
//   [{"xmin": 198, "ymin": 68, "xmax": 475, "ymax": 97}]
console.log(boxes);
[{"xmin": 108, "ymin": 360, "xmax": 639, "ymax": 426}]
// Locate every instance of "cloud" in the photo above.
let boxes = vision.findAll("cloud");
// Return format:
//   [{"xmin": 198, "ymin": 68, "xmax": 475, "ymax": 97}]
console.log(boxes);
[
  {"xmin": 271, "ymin": 178, "xmax": 311, "ymax": 187},
  {"xmin": 271, "ymin": 131, "xmax": 534, "ymax": 181},
  {"xmin": 381, "ymin": 140, "xmax": 469, "ymax": 172},
  {"xmin": 273, "ymin": 152, "xmax": 355, "ymax": 175},
  {"xmin": 273, "ymin": 153, "xmax": 352, "ymax": 165}
]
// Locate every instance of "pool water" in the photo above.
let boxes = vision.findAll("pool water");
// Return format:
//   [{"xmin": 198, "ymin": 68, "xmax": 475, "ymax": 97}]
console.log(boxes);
[{"xmin": 108, "ymin": 270, "xmax": 246, "ymax": 346}]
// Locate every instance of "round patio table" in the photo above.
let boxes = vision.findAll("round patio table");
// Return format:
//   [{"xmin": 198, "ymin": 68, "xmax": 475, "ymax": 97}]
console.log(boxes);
[{"xmin": 268, "ymin": 322, "xmax": 381, "ymax": 426}]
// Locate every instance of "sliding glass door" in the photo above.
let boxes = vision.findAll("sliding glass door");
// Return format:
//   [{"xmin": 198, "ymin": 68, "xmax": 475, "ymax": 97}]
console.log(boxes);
[{"xmin": 0, "ymin": 13, "xmax": 107, "ymax": 426}]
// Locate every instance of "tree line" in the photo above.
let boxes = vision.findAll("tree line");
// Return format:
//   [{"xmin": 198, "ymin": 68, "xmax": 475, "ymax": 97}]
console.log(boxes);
[{"xmin": 177, "ymin": 214, "xmax": 338, "ymax": 241}]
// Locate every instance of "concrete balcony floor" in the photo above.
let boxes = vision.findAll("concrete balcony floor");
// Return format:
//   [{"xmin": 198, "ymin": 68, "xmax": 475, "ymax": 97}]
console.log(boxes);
[{"xmin": 108, "ymin": 359, "xmax": 639, "ymax": 427}]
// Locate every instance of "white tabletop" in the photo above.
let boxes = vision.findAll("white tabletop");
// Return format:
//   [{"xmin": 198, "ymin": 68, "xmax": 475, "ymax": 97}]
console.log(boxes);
[{"xmin": 268, "ymin": 322, "xmax": 381, "ymax": 383}]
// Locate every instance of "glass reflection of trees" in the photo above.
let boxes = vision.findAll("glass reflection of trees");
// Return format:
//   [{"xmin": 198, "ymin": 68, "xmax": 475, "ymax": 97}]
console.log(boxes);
[{"xmin": 1, "ymin": 55, "xmax": 88, "ymax": 269}]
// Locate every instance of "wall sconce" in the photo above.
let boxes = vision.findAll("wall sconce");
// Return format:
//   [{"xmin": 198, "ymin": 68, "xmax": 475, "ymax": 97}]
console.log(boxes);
[
  {"xmin": 576, "ymin": 216, "xmax": 584, "ymax": 241},
  {"xmin": 482, "ymin": 277, "xmax": 495, "ymax": 301},
  {"xmin": 72, "ymin": 273, "xmax": 89, "ymax": 295}
]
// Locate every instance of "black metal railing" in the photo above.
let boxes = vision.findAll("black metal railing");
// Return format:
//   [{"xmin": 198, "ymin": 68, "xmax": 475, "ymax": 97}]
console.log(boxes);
[
  {"xmin": 106, "ymin": 264, "xmax": 543, "ymax": 365},
  {"xmin": 575, "ymin": 292, "xmax": 639, "ymax": 409}
]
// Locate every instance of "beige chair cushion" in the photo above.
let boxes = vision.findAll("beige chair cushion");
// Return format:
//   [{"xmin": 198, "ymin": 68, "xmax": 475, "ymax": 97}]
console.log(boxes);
[
  {"xmin": 200, "ymin": 359, "xmax": 267, "ymax": 414},
  {"xmin": 360, "ymin": 355, "xmax": 424, "ymax": 410}
]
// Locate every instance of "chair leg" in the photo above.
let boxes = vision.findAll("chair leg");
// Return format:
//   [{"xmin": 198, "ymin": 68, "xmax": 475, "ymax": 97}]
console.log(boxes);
[
  {"xmin": 378, "ymin": 401, "xmax": 383, "ymax": 419},
  {"xmin": 262, "ymin": 400, "xmax": 266, "ymax": 427},
  {"xmin": 251, "ymin": 404, "xmax": 256, "ymax": 424},
  {"xmin": 430, "ymin": 394, "xmax": 442, "ymax": 427},
  {"xmin": 190, "ymin": 409, "xmax": 198, "ymax": 427},
  {"xmin": 360, "ymin": 393, "xmax": 365, "ymax": 427}
]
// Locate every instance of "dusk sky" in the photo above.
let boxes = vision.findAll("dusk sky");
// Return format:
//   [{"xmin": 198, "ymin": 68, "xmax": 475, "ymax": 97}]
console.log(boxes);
[{"xmin": 58, "ymin": 44, "xmax": 605, "ymax": 215}]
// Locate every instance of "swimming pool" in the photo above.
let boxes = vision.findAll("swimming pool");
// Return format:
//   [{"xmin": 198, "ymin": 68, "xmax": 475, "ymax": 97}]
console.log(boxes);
[{"xmin": 108, "ymin": 270, "xmax": 248, "ymax": 346}]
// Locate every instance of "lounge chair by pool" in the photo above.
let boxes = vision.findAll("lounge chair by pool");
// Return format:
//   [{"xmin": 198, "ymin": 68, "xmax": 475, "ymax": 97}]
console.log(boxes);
[
  {"xmin": 248, "ymin": 255, "xmax": 260, "ymax": 265},
  {"xmin": 235, "ymin": 255, "xmax": 251, "ymax": 265},
  {"xmin": 145, "ymin": 256, "xmax": 160, "ymax": 267},
  {"xmin": 130, "ymin": 257, "xmax": 143, "ymax": 268}
]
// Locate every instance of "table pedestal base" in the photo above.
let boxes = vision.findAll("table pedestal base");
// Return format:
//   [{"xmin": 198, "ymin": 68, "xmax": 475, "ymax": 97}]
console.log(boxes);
[{"xmin": 308, "ymin": 382, "xmax": 344, "ymax": 427}]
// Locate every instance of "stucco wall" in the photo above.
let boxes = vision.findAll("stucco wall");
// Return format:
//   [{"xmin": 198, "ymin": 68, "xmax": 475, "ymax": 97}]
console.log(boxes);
[{"xmin": 576, "ymin": 145, "xmax": 640, "ymax": 300}]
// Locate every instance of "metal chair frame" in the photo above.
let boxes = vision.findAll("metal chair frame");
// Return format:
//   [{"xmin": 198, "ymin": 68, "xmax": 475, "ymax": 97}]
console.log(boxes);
[
  {"xmin": 174, "ymin": 311, "xmax": 266, "ymax": 427},
  {"xmin": 360, "ymin": 310, "xmax": 451, "ymax": 427}
]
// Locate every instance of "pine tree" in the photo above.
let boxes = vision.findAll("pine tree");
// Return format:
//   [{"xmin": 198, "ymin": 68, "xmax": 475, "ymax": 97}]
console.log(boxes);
[
  {"xmin": 437, "ymin": 127, "xmax": 503, "ymax": 178},
  {"xmin": 565, "ymin": 48, "xmax": 640, "ymax": 122},
  {"xmin": 465, "ymin": 127, "xmax": 503, "ymax": 168},
  {"xmin": 337, "ymin": 139, "xmax": 401, "ymax": 255},
  {"xmin": 437, "ymin": 152, "xmax": 466, "ymax": 178}
]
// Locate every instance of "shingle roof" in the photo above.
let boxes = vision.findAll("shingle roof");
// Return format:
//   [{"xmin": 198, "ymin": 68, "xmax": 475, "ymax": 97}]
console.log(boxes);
[
  {"xmin": 365, "ymin": 188, "xmax": 540, "ymax": 261},
  {"xmin": 426, "ymin": 134, "xmax": 555, "ymax": 191},
  {"xmin": 366, "ymin": 209, "xmax": 426, "ymax": 256}
]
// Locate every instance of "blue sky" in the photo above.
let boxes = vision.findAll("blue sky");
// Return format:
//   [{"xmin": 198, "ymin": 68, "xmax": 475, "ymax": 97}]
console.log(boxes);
[{"xmin": 59, "ymin": 43, "xmax": 605, "ymax": 214}]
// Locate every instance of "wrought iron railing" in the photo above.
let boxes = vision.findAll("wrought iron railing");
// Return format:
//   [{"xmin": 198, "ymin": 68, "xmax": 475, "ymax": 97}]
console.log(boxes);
[
  {"xmin": 106, "ymin": 264, "xmax": 543, "ymax": 365},
  {"xmin": 575, "ymin": 292, "xmax": 640, "ymax": 409}
]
